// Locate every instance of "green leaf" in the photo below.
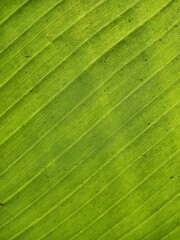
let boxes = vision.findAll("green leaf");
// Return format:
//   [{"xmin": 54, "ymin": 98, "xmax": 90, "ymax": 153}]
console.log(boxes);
[{"xmin": 0, "ymin": 0, "xmax": 179, "ymax": 239}]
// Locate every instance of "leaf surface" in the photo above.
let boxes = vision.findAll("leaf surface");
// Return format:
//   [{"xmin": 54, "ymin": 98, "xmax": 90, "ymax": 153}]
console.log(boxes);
[{"xmin": 0, "ymin": 0, "xmax": 179, "ymax": 239}]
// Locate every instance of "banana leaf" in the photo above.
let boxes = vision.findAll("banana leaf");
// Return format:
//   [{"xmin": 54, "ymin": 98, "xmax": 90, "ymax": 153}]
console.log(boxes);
[{"xmin": 0, "ymin": 0, "xmax": 179, "ymax": 239}]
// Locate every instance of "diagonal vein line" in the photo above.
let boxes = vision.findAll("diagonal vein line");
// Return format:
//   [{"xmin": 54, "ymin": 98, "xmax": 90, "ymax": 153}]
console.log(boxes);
[
  {"xmin": 0, "ymin": 0, "xmax": 102, "ymax": 71},
  {"xmin": 7, "ymin": 104, "xmax": 180, "ymax": 239},
  {"xmin": 39, "ymin": 149, "xmax": 180, "ymax": 240},
  {"xmin": 67, "ymin": 152, "xmax": 180, "ymax": 240},
  {"xmin": 1, "ymin": 8, "xmax": 176, "ymax": 151},
  {"xmin": 11, "ymin": 130, "xmax": 180, "ymax": 239},
  {"xmin": 54, "ymin": 185, "xmax": 180, "ymax": 240},
  {"xmin": 0, "ymin": 0, "xmax": 10, "ymax": 12},
  {"xmin": 97, "ymin": 184, "xmax": 179, "ymax": 240},
  {"xmin": 1, "ymin": 0, "xmax": 173, "ymax": 126},
  {"xmin": 0, "ymin": 0, "xmax": 111, "ymax": 88},
  {"xmin": 1, "ymin": 76, "xmax": 178, "ymax": 228},
  {"xmin": 0, "ymin": 32, "xmax": 176, "ymax": 169},
  {"xmin": 1, "ymin": 52, "xmax": 178, "ymax": 198},
  {"xmin": 0, "ymin": 0, "xmax": 141, "ymax": 118},
  {"xmin": 120, "ymin": 194, "xmax": 180, "ymax": 240},
  {"xmin": 0, "ymin": 0, "xmax": 179, "ymax": 238},
  {"xmin": 0, "ymin": 0, "xmax": 30, "ymax": 29},
  {"xmin": 140, "ymin": 212, "xmax": 179, "ymax": 240},
  {"xmin": 2, "ymin": 22, "xmax": 177, "ymax": 169},
  {"xmin": 1, "ymin": 80, "xmax": 180, "ymax": 225},
  {"xmin": 0, "ymin": 10, "xmax": 174, "ymax": 171},
  {"xmin": 160, "ymin": 226, "xmax": 180, "ymax": 240},
  {"xmin": 1, "ymin": 23, "xmax": 177, "ymax": 180},
  {"xmin": 0, "ymin": 0, "xmax": 70, "ymax": 56},
  {"xmin": 1, "ymin": 33, "xmax": 176, "ymax": 182},
  {"xmin": 1, "ymin": 53, "xmax": 178, "ymax": 204}
]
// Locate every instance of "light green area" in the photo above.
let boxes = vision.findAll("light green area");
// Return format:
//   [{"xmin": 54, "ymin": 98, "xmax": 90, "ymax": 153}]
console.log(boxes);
[{"xmin": 0, "ymin": 0, "xmax": 179, "ymax": 239}]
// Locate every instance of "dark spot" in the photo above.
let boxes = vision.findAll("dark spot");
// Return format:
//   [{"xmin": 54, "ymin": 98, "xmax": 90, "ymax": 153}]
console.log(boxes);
[
  {"xmin": 159, "ymin": 38, "xmax": 162, "ymax": 42},
  {"xmin": 142, "ymin": 154, "xmax": 147, "ymax": 158},
  {"xmin": 0, "ymin": 203, "xmax": 4, "ymax": 206},
  {"xmin": 25, "ymin": 71, "xmax": 27, "ymax": 74},
  {"xmin": 137, "ymin": 78, "xmax": 143, "ymax": 81},
  {"xmin": 25, "ymin": 55, "xmax": 30, "ymax": 58},
  {"xmin": 147, "ymin": 122, "xmax": 150, "ymax": 125},
  {"xmin": 30, "ymin": 90, "xmax": 33, "ymax": 93},
  {"xmin": 144, "ymin": 59, "xmax": 148, "ymax": 62},
  {"xmin": 64, "ymin": 168, "xmax": 67, "ymax": 171},
  {"xmin": 170, "ymin": 176, "xmax": 174, "ymax": 179},
  {"xmin": 128, "ymin": 19, "xmax": 131, "ymax": 22},
  {"xmin": 103, "ymin": 56, "xmax": 108, "ymax": 63}
]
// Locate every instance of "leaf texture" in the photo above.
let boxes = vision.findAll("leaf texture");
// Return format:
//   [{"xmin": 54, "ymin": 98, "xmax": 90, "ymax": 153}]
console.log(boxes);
[{"xmin": 0, "ymin": 0, "xmax": 179, "ymax": 239}]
